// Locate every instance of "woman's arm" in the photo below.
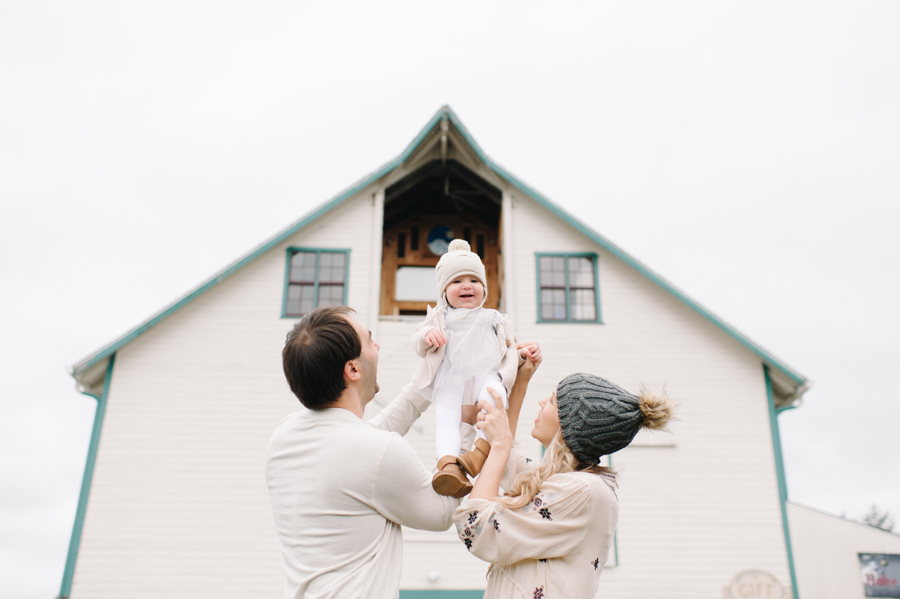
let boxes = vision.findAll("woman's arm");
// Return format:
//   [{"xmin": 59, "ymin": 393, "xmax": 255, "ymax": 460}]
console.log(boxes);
[
  {"xmin": 507, "ymin": 342, "xmax": 541, "ymax": 438},
  {"xmin": 469, "ymin": 391, "xmax": 513, "ymax": 500},
  {"xmin": 454, "ymin": 477, "xmax": 595, "ymax": 565}
]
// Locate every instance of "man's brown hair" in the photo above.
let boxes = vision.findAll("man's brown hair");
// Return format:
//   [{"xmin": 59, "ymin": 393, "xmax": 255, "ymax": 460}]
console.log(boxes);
[{"xmin": 282, "ymin": 305, "xmax": 360, "ymax": 409}]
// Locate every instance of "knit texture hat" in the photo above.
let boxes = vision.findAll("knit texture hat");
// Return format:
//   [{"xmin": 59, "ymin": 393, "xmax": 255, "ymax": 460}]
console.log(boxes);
[
  {"xmin": 434, "ymin": 239, "xmax": 487, "ymax": 306},
  {"xmin": 556, "ymin": 373, "xmax": 654, "ymax": 463}
]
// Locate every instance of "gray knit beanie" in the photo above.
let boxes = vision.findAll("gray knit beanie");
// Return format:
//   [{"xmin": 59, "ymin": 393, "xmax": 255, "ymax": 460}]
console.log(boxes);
[{"xmin": 556, "ymin": 373, "xmax": 645, "ymax": 463}]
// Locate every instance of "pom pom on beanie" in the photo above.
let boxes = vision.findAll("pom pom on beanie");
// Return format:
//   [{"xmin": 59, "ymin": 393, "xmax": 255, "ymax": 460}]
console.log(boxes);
[
  {"xmin": 637, "ymin": 385, "xmax": 675, "ymax": 431},
  {"xmin": 556, "ymin": 373, "xmax": 675, "ymax": 463},
  {"xmin": 447, "ymin": 239, "xmax": 470, "ymax": 253},
  {"xmin": 434, "ymin": 238, "xmax": 488, "ymax": 305}
]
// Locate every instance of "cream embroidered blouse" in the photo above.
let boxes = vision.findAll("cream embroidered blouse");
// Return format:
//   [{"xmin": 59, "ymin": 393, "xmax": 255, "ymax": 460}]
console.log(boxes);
[{"xmin": 453, "ymin": 445, "xmax": 618, "ymax": 599}]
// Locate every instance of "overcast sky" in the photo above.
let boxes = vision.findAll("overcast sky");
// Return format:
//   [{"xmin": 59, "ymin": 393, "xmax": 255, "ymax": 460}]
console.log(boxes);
[{"xmin": 2, "ymin": 2, "xmax": 899, "ymax": 597}]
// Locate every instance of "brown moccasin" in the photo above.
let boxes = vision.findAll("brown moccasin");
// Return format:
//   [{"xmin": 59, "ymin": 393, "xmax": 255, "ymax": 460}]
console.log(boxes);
[
  {"xmin": 457, "ymin": 438, "xmax": 491, "ymax": 478},
  {"xmin": 433, "ymin": 455, "xmax": 473, "ymax": 498}
]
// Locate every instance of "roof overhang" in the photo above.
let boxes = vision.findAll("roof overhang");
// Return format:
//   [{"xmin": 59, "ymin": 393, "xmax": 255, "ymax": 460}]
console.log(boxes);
[{"xmin": 71, "ymin": 105, "xmax": 810, "ymax": 404}]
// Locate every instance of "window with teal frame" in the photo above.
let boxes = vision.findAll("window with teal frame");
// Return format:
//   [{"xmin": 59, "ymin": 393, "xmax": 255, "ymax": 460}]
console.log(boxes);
[
  {"xmin": 535, "ymin": 253, "xmax": 601, "ymax": 323},
  {"xmin": 282, "ymin": 248, "xmax": 350, "ymax": 318}
]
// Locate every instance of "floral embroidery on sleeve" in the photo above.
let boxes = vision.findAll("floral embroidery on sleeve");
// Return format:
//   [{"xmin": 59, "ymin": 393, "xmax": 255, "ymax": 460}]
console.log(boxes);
[
  {"xmin": 457, "ymin": 511, "xmax": 483, "ymax": 552},
  {"xmin": 533, "ymin": 585, "xmax": 545, "ymax": 599},
  {"xmin": 489, "ymin": 514, "xmax": 500, "ymax": 532},
  {"xmin": 592, "ymin": 557, "xmax": 600, "ymax": 570}
]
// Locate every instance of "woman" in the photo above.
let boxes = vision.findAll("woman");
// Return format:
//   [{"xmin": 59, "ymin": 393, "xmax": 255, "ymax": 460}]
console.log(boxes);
[{"xmin": 453, "ymin": 371, "xmax": 675, "ymax": 598}]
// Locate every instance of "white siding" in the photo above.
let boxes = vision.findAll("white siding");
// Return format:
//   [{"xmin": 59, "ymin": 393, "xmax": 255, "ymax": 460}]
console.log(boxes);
[
  {"xmin": 503, "ymin": 191, "xmax": 793, "ymax": 598},
  {"xmin": 72, "ymin": 179, "xmax": 797, "ymax": 599},
  {"xmin": 72, "ymin": 189, "xmax": 380, "ymax": 598},
  {"xmin": 789, "ymin": 502, "xmax": 900, "ymax": 599},
  {"xmin": 381, "ymin": 190, "xmax": 793, "ymax": 597}
]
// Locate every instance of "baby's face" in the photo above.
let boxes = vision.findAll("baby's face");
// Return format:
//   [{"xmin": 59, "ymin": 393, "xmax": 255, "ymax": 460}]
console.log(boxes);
[{"xmin": 445, "ymin": 276, "xmax": 485, "ymax": 309}]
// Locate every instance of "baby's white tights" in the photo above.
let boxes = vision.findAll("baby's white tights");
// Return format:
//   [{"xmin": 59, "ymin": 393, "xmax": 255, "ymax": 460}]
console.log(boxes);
[{"xmin": 434, "ymin": 373, "xmax": 508, "ymax": 458}]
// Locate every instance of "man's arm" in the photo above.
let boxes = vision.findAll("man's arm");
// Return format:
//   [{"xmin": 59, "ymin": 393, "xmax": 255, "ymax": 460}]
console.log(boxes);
[
  {"xmin": 368, "ymin": 383, "xmax": 430, "ymax": 436},
  {"xmin": 372, "ymin": 436, "xmax": 459, "ymax": 531}
]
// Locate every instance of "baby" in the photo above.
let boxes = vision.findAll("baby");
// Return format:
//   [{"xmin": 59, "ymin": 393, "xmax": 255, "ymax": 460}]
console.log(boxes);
[{"xmin": 411, "ymin": 239, "xmax": 531, "ymax": 497}]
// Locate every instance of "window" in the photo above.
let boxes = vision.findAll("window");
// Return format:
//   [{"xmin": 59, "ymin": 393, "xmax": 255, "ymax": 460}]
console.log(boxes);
[
  {"xmin": 536, "ymin": 253, "xmax": 601, "ymax": 323},
  {"xmin": 381, "ymin": 218, "xmax": 498, "ymax": 316},
  {"xmin": 282, "ymin": 248, "xmax": 350, "ymax": 318},
  {"xmin": 394, "ymin": 266, "xmax": 437, "ymax": 302}
]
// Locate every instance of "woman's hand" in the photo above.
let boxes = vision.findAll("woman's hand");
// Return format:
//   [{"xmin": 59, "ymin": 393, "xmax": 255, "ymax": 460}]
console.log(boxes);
[
  {"xmin": 476, "ymin": 389, "xmax": 513, "ymax": 451},
  {"xmin": 424, "ymin": 329, "xmax": 447, "ymax": 348},
  {"xmin": 470, "ymin": 389, "xmax": 514, "ymax": 501}
]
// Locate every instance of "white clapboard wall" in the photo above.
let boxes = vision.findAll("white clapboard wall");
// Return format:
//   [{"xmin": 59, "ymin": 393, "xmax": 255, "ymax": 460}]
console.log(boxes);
[{"xmin": 71, "ymin": 174, "xmax": 793, "ymax": 597}]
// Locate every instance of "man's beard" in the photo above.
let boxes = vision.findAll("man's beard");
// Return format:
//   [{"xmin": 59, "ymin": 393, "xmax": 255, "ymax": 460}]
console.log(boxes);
[{"xmin": 359, "ymin": 356, "xmax": 379, "ymax": 401}]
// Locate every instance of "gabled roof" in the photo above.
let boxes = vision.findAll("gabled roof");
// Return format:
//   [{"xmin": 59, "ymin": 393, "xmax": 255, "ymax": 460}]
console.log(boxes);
[{"xmin": 71, "ymin": 106, "xmax": 809, "ymax": 403}]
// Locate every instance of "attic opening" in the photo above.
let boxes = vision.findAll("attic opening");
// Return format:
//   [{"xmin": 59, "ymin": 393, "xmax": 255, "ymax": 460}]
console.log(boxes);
[{"xmin": 381, "ymin": 159, "xmax": 502, "ymax": 316}]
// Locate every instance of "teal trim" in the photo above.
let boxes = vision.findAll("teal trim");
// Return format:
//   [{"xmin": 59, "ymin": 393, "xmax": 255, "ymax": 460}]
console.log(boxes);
[
  {"xmin": 71, "ymin": 110, "xmax": 445, "ymax": 378},
  {"xmin": 776, "ymin": 403, "xmax": 800, "ymax": 415},
  {"xmin": 59, "ymin": 354, "xmax": 115, "ymax": 599},
  {"xmin": 72, "ymin": 105, "xmax": 807, "ymax": 396},
  {"xmin": 609, "ymin": 453, "xmax": 619, "ymax": 567},
  {"xmin": 400, "ymin": 592, "xmax": 483, "ymax": 598},
  {"xmin": 280, "ymin": 247, "xmax": 351, "ymax": 318},
  {"xmin": 764, "ymin": 365, "xmax": 800, "ymax": 599},
  {"xmin": 534, "ymin": 252, "xmax": 603, "ymax": 324}
]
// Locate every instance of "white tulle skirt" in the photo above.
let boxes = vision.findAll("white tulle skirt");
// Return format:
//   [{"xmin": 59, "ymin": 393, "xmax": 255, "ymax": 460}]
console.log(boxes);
[
  {"xmin": 431, "ymin": 307, "xmax": 502, "ymax": 407},
  {"xmin": 429, "ymin": 307, "xmax": 505, "ymax": 458}
]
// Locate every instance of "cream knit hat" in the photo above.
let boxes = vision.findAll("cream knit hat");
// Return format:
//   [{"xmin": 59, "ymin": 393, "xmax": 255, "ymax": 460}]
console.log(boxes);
[{"xmin": 435, "ymin": 239, "xmax": 487, "ymax": 306}]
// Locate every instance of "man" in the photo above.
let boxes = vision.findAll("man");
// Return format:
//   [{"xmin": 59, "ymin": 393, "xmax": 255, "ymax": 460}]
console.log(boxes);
[{"xmin": 266, "ymin": 305, "xmax": 461, "ymax": 599}]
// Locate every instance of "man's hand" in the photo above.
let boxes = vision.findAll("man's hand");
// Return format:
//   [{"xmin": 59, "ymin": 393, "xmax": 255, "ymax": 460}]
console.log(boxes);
[
  {"xmin": 424, "ymin": 329, "xmax": 447, "ymax": 348},
  {"xmin": 461, "ymin": 405, "xmax": 479, "ymax": 425}
]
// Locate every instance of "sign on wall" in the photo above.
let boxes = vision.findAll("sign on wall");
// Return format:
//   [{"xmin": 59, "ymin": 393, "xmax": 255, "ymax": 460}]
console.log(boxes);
[
  {"xmin": 860, "ymin": 554, "xmax": 900, "ymax": 598},
  {"xmin": 722, "ymin": 570, "xmax": 790, "ymax": 599}
]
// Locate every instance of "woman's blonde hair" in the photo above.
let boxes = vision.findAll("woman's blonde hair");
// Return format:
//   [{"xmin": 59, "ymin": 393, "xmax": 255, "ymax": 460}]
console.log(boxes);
[
  {"xmin": 498, "ymin": 385, "xmax": 674, "ymax": 510},
  {"xmin": 497, "ymin": 430, "xmax": 614, "ymax": 510}
]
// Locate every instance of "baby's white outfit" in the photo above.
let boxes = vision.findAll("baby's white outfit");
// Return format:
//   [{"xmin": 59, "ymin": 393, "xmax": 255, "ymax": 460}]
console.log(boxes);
[{"xmin": 412, "ymin": 304, "xmax": 519, "ymax": 459}]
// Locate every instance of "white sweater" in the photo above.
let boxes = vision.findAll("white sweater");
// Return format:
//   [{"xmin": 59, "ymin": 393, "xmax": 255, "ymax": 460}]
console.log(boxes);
[{"xmin": 265, "ymin": 384, "xmax": 459, "ymax": 599}]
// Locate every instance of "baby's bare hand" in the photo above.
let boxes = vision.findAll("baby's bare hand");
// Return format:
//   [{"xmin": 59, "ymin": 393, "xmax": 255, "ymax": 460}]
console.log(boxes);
[
  {"xmin": 425, "ymin": 329, "xmax": 447, "ymax": 348},
  {"xmin": 516, "ymin": 342, "xmax": 542, "ymax": 371}
]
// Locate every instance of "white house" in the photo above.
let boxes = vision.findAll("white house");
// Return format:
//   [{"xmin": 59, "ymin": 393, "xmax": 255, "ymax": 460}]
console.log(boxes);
[
  {"xmin": 788, "ymin": 503, "xmax": 900, "ymax": 599},
  {"xmin": 64, "ymin": 106, "xmax": 826, "ymax": 599}
]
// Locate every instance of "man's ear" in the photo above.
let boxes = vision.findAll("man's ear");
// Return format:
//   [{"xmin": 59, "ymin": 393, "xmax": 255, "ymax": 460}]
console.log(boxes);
[{"xmin": 344, "ymin": 358, "xmax": 362, "ymax": 383}]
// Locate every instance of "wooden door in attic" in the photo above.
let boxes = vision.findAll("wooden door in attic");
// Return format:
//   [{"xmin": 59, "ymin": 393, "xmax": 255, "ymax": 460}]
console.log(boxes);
[{"xmin": 380, "ymin": 160, "xmax": 502, "ymax": 316}]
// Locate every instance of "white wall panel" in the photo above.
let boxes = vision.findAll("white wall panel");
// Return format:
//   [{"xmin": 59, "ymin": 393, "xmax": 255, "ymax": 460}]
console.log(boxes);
[
  {"xmin": 72, "ymin": 189, "xmax": 380, "ymax": 598},
  {"xmin": 71, "ymin": 181, "xmax": 799, "ymax": 599},
  {"xmin": 789, "ymin": 502, "xmax": 900, "ymax": 599}
]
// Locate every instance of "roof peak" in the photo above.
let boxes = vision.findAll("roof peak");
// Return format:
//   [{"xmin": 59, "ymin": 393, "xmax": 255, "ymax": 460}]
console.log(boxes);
[{"xmin": 71, "ymin": 106, "xmax": 808, "ymax": 401}]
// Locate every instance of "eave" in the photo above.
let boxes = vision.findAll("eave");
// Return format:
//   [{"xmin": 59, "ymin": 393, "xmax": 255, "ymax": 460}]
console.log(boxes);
[{"xmin": 71, "ymin": 105, "xmax": 809, "ymax": 404}]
